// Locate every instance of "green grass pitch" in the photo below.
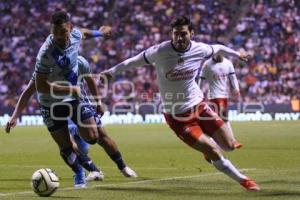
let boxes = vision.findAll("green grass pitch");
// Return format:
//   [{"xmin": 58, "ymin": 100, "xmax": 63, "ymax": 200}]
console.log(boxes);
[{"xmin": 0, "ymin": 121, "xmax": 300, "ymax": 199}]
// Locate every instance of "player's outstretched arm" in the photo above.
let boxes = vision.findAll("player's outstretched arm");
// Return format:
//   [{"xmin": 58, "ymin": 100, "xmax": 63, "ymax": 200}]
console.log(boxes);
[
  {"xmin": 101, "ymin": 52, "xmax": 147, "ymax": 81},
  {"xmin": 212, "ymin": 45, "xmax": 250, "ymax": 62},
  {"xmin": 35, "ymin": 73, "xmax": 81, "ymax": 98},
  {"xmin": 80, "ymin": 26, "xmax": 112, "ymax": 40},
  {"xmin": 5, "ymin": 80, "xmax": 36, "ymax": 133}
]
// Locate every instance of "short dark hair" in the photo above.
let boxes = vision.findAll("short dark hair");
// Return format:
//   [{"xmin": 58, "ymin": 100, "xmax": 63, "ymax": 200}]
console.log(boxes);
[
  {"xmin": 51, "ymin": 11, "xmax": 70, "ymax": 25},
  {"xmin": 170, "ymin": 16, "xmax": 194, "ymax": 31}
]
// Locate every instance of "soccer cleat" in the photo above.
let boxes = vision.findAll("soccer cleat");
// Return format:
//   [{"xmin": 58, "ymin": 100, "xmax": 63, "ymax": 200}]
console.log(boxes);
[
  {"xmin": 240, "ymin": 178, "xmax": 260, "ymax": 191},
  {"xmin": 234, "ymin": 141, "xmax": 243, "ymax": 149},
  {"xmin": 85, "ymin": 171, "xmax": 105, "ymax": 182},
  {"xmin": 121, "ymin": 166, "xmax": 138, "ymax": 178},
  {"xmin": 74, "ymin": 168, "xmax": 86, "ymax": 188}
]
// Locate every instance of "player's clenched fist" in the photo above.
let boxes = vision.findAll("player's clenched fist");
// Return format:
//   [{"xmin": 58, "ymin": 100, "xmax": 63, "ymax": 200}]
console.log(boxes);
[
  {"xmin": 99, "ymin": 26, "xmax": 112, "ymax": 39},
  {"xmin": 239, "ymin": 52, "xmax": 250, "ymax": 62}
]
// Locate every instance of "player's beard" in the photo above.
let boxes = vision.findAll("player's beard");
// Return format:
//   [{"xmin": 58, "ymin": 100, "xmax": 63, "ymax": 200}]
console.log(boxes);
[{"xmin": 175, "ymin": 40, "xmax": 190, "ymax": 51}]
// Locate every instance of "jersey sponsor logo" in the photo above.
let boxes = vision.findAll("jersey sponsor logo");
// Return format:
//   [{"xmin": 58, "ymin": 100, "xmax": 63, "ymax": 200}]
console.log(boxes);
[{"xmin": 165, "ymin": 67, "xmax": 198, "ymax": 81}]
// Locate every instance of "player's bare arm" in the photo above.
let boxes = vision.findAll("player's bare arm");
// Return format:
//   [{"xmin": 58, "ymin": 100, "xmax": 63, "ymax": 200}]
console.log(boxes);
[
  {"xmin": 229, "ymin": 74, "xmax": 240, "ymax": 99},
  {"xmin": 212, "ymin": 44, "xmax": 250, "ymax": 62},
  {"xmin": 5, "ymin": 80, "xmax": 36, "ymax": 133},
  {"xmin": 35, "ymin": 73, "xmax": 81, "ymax": 98},
  {"xmin": 101, "ymin": 52, "xmax": 146, "ymax": 80},
  {"xmin": 80, "ymin": 26, "xmax": 112, "ymax": 40},
  {"xmin": 84, "ymin": 75, "xmax": 104, "ymax": 116}
]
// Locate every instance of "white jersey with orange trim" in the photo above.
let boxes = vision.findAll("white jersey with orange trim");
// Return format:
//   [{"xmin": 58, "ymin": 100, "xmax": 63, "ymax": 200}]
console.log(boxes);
[
  {"xmin": 107, "ymin": 40, "xmax": 241, "ymax": 114},
  {"xmin": 199, "ymin": 57, "xmax": 239, "ymax": 99}
]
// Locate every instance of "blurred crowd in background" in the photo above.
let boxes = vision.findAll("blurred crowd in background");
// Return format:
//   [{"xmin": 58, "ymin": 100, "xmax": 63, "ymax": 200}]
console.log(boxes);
[{"xmin": 0, "ymin": 0, "xmax": 299, "ymax": 114}]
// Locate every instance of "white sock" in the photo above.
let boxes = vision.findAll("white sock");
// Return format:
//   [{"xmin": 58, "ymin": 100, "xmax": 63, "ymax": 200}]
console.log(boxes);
[
  {"xmin": 226, "ymin": 121, "xmax": 236, "ymax": 141},
  {"xmin": 212, "ymin": 156, "xmax": 247, "ymax": 183}
]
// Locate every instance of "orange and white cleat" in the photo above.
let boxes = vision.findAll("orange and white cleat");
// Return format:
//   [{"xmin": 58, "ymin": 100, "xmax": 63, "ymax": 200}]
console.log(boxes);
[
  {"xmin": 234, "ymin": 141, "xmax": 243, "ymax": 149},
  {"xmin": 240, "ymin": 178, "xmax": 260, "ymax": 191}
]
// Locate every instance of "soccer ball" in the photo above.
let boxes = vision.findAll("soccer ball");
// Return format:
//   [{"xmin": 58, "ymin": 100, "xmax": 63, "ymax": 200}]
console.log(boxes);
[{"xmin": 31, "ymin": 168, "xmax": 59, "ymax": 197}]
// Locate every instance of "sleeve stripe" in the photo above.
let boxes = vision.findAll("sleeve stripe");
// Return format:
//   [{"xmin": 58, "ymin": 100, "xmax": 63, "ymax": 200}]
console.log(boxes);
[
  {"xmin": 229, "ymin": 72, "xmax": 236, "ymax": 75},
  {"xmin": 143, "ymin": 51, "xmax": 150, "ymax": 64},
  {"xmin": 204, "ymin": 45, "xmax": 214, "ymax": 59}
]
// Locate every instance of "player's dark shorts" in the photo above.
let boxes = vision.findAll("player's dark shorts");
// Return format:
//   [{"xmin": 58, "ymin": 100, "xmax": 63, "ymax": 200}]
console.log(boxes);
[{"xmin": 40, "ymin": 100, "xmax": 101, "ymax": 132}]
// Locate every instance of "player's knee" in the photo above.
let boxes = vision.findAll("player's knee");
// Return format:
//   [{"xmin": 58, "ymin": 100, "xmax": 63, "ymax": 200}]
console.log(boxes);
[
  {"xmin": 84, "ymin": 129, "xmax": 99, "ymax": 144},
  {"xmin": 86, "ymin": 133, "xmax": 98, "ymax": 144}
]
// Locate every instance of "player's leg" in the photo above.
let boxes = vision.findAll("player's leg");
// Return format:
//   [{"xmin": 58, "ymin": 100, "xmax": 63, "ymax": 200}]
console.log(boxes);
[
  {"xmin": 218, "ymin": 98, "xmax": 242, "ymax": 148},
  {"xmin": 69, "ymin": 124, "xmax": 104, "ymax": 181},
  {"xmin": 97, "ymin": 126, "xmax": 137, "ymax": 177},
  {"xmin": 194, "ymin": 135, "xmax": 259, "ymax": 190},
  {"xmin": 164, "ymin": 108, "xmax": 260, "ymax": 190},
  {"xmin": 73, "ymin": 138, "xmax": 104, "ymax": 181},
  {"xmin": 50, "ymin": 126, "xmax": 86, "ymax": 188},
  {"xmin": 72, "ymin": 102, "xmax": 99, "ymax": 144},
  {"xmin": 93, "ymin": 113, "xmax": 137, "ymax": 177},
  {"xmin": 199, "ymin": 103, "xmax": 236, "ymax": 152},
  {"xmin": 209, "ymin": 99, "xmax": 242, "ymax": 149},
  {"xmin": 73, "ymin": 101, "xmax": 137, "ymax": 177},
  {"xmin": 225, "ymin": 120, "xmax": 242, "ymax": 148},
  {"xmin": 210, "ymin": 124, "xmax": 235, "ymax": 152},
  {"xmin": 41, "ymin": 104, "xmax": 86, "ymax": 188}
]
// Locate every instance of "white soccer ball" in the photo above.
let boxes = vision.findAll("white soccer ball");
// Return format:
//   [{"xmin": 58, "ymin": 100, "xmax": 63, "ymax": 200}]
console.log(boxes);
[{"xmin": 31, "ymin": 168, "xmax": 60, "ymax": 197}]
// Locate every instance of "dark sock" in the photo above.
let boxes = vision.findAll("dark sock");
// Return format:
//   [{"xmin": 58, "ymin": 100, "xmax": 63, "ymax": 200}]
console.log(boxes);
[
  {"xmin": 76, "ymin": 151, "xmax": 99, "ymax": 172},
  {"xmin": 60, "ymin": 147, "xmax": 82, "ymax": 173},
  {"xmin": 109, "ymin": 151, "xmax": 126, "ymax": 170}
]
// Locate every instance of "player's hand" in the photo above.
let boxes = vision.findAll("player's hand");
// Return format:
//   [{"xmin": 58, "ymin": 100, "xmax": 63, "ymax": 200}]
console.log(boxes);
[
  {"xmin": 239, "ymin": 52, "xmax": 250, "ymax": 62},
  {"xmin": 99, "ymin": 26, "xmax": 112, "ymax": 39},
  {"xmin": 71, "ymin": 86, "xmax": 81, "ymax": 99},
  {"xmin": 232, "ymin": 90, "xmax": 240, "ymax": 97},
  {"xmin": 231, "ymin": 90, "xmax": 241, "ymax": 102},
  {"xmin": 5, "ymin": 117, "xmax": 17, "ymax": 133}
]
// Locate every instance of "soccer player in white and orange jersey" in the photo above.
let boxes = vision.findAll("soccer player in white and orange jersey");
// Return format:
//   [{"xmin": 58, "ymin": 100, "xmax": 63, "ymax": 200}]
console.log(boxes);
[
  {"xmin": 199, "ymin": 54, "xmax": 242, "ymax": 148},
  {"xmin": 102, "ymin": 16, "xmax": 260, "ymax": 191}
]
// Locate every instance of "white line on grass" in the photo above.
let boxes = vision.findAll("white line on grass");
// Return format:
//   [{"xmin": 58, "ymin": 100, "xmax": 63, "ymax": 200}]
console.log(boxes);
[{"xmin": 0, "ymin": 168, "xmax": 256, "ymax": 197}]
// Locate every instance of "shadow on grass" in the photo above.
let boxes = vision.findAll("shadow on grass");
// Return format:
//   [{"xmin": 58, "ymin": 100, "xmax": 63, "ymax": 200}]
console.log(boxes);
[
  {"xmin": 260, "ymin": 179, "xmax": 300, "ymax": 185},
  {"xmin": 94, "ymin": 178, "xmax": 300, "ymax": 199},
  {"xmin": 0, "ymin": 178, "xmax": 29, "ymax": 182},
  {"xmin": 24, "ymin": 195, "xmax": 80, "ymax": 199},
  {"xmin": 101, "ymin": 186, "xmax": 166, "ymax": 193}
]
